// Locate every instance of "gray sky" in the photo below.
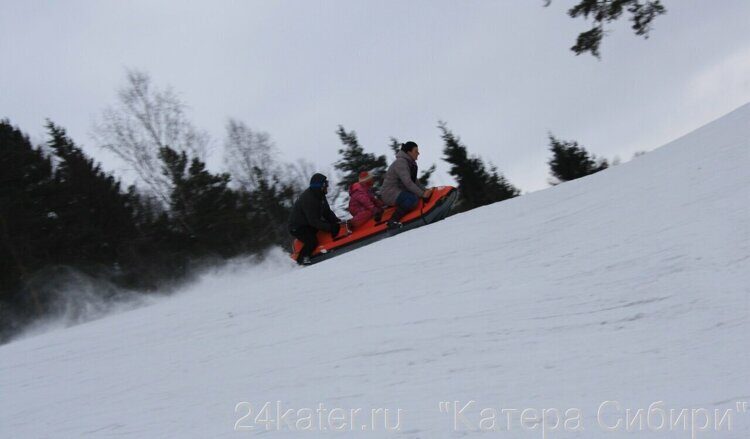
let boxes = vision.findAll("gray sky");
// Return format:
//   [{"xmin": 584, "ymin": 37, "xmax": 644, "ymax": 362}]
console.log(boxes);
[{"xmin": 2, "ymin": 0, "xmax": 750, "ymax": 192}]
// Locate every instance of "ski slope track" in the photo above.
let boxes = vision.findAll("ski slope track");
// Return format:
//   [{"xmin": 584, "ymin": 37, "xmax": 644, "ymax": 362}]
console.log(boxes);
[{"xmin": 2, "ymin": 104, "xmax": 749, "ymax": 438}]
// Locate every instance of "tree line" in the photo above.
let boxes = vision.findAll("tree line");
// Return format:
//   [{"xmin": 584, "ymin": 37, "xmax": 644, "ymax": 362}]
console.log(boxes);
[
  {"xmin": 0, "ymin": 0, "xmax": 670, "ymax": 342},
  {"xmin": 0, "ymin": 71, "xmax": 615, "ymax": 342}
]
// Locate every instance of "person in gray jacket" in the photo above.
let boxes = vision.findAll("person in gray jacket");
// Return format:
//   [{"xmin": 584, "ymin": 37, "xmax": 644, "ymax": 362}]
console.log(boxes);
[{"xmin": 380, "ymin": 141, "xmax": 433, "ymax": 230}]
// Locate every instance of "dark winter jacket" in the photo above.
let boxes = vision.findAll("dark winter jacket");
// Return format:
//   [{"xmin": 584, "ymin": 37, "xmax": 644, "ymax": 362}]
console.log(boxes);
[
  {"xmin": 288, "ymin": 187, "xmax": 339, "ymax": 232},
  {"xmin": 381, "ymin": 150, "xmax": 425, "ymax": 206}
]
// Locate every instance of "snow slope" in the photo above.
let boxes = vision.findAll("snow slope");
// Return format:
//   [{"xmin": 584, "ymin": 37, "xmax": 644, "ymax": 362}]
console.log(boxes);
[{"xmin": 1, "ymin": 104, "xmax": 749, "ymax": 438}]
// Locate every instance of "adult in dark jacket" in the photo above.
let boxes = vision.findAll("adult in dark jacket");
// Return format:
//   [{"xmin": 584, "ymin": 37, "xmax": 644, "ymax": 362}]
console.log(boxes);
[
  {"xmin": 381, "ymin": 141, "xmax": 433, "ymax": 229},
  {"xmin": 289, "ymin": 173, "xmax": 342, "ymax": 265}
]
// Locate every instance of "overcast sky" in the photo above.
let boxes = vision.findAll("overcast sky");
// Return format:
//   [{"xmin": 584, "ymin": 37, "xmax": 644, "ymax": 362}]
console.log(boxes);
[{"xmin": 2, "ymin": 0, "xmax": 750, "ymax": 191}]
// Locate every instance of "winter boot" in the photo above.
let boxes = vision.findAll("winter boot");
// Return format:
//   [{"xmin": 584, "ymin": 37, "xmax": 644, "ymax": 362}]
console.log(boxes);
[
  {"xmin": 386, "ymin": 206, "xmax": 407, "ymax": 230},
  {"xmin": 386, "ymin": 220, "xmax": 403, "ymax": 231}
]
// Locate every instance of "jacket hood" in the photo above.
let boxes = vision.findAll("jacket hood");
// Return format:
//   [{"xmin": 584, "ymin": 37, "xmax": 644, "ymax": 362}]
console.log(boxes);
[
  {"xmin": 309, "ymin": 173, "xmax": 328, "ymax": 188},
  {"xmin": 396, "ymin": 150, "xmax": 415, "ymax": 164}
]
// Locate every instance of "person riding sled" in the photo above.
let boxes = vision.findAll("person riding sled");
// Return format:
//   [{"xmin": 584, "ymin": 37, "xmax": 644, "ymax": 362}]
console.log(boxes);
[
  {"xmin": 348, "ymin": 171, "xmax": 385, "ymax": 229},
  {"xmin": 381, "ymin": 141, "xmax": 433, "ymax": 230},
  {"xmin": 288, "ymin": 173, "xmax": 344, "ymax": 265}
]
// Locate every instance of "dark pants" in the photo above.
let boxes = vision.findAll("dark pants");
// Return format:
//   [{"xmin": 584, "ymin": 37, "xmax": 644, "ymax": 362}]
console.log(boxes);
[
  {"xmin": 290, "ymin": 226, "xmax": 317, "ymax": 262},
  {"xmin": 390, "ymin": 191, "xmax": 419, "ymax": 222}
]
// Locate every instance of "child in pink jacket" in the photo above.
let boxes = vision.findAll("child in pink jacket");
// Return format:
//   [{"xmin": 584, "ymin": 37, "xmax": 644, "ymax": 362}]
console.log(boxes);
[{"xmin": 348, "ymin": 171, "xmax": 384, "ymax": 229}]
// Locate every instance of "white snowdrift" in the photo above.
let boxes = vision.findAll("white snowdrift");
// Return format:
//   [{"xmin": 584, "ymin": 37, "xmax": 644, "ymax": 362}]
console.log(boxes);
[{"xmin": 1, "ymin": 104, "xmax": 749, "ymax": 438}]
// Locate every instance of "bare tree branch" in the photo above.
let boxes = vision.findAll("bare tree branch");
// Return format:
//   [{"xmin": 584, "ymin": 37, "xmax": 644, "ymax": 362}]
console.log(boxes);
[
  {"xmin": 92, "ymin": 69, "xmax": 209, "ymax": 203},
  {"xmin": 544, "ymin": 0, "xmax": 666, "ymax": 58},
  {"xmin": 223, "ymin": 119, "xmax": 278, "ymax": 192}
]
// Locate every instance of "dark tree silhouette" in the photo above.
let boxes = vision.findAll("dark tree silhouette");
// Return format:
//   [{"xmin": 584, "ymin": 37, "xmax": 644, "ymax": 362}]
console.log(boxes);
[
  {"xmin": 547, "ymin": 134, "xmax": 609, "ymax": 183},
  {"xmin": 544, "ymin": 0, "xmax": 666, "ymax": 58},
  {"xmin": 439, "ymin": 122, "xmax": 520, "ymax": 212}
]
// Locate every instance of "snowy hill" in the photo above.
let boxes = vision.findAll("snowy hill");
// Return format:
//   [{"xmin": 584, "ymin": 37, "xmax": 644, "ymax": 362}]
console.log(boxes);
[{"xmin": 1, "ymin": 104, "xmax": 749, "ymax": 438}]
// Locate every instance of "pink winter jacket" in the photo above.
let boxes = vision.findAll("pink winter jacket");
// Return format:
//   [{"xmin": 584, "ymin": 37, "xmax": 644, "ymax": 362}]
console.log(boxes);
[{"xmin": 348, "ymin": 182, "xmax": 384, "ymax": 228}]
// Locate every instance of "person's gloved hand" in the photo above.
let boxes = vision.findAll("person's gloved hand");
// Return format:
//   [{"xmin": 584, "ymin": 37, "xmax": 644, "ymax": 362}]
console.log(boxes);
[
  {"xmin": 373, "ymin": 208, "xmax": 383, "ymax": 222},
  {"xmin": 330, "ymin": 222, "xmax": 341, "ymax": 237}
]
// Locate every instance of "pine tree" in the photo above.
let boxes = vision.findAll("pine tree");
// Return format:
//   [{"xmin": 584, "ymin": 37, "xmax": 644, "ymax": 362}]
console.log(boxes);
[
  {"xmin": 485, "ymin": 165, "xmax": 521, "ymax": 202},
  {"xmin": 547, "ymin": 134, "xmax": 609, "ymax": 184},
  {"xmin": 388, "ymin": 137, "xmax": 401, "ymax": 155},
  {"xmin": 418, "ymin": 164, "xmax": 436, "ymax": 187},
  {"xmin": 1, "ymin": 120, "xmax": 292, "ymax": 342},
  {"xmin": 158, "ymin": 146, "xmax": 261, "ymax": 257},
  {"xmin": 45, "ymin": 122, "xmax": 138, "ymax": 267},
  {"xmin": 1, "ymin": 120, "xmax": 144, "ymax": 337},
  {"xmin": 439, "ymin": 122, "xmax": 519, "ymax": 212},
  {"xmin": 243, "ymin": 174, "xmax": 297, "ymax": 250},
  {"xmin": 544, "ymin": 0, "xmax": 666, "ymax": 58},
  {"xmin": 333, "ymin": 126, "xmax": 387, "ymax": 192},
  {"xmin": 0, "ymin": 120, "xmax": 56, "ymax": 320}
]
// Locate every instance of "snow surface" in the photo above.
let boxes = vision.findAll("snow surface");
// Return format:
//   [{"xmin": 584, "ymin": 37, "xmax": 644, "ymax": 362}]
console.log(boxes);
[{"xmin": 1, "ymin": 104, "xmax": 749, "ymax": 438}]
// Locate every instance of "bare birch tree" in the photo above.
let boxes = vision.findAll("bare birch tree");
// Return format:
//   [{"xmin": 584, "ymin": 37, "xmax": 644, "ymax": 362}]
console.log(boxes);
[
  {"xmin": 284, "ymin": 158, "xmax": 318, "ymax": 194},
  {"xmin": 223, "ymin": 119, "xmax": 278, "ymax": 191},
  {"xmin": 92, "ymin": 69, "xmax": 209, "ymax": 203},
  {"xmin": 223, "ymin": 120, "xmax": 333, "ymax": 200}
]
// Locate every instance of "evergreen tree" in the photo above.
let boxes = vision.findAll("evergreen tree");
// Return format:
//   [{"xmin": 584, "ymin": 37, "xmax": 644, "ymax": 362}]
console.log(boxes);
[
  {"xmin": 1, "ymin": 120, "xmax": 294, "ymax": 342},
  {"xmin": 439, "ymin": 121, "xmax": 519, "ymax": 212},
  {"xmin": 544, "ymin": 0, "xmax": 666, "ymax": 58},
  {"xmin": 157, "ymin": 145, "xmax": 281, "ymax": 257},
  {"xmin": 547, "ymin": 134, "xmax": 608, "ymax": 184},
  {"xmin": 1, "ymin": 120, "xmax": 145, "ymax": 338},
  {"xmin": 117, "ymin": 185, "xmax": 183, "ymax": 289},
  {"xmin": 0, "ymin": 120, "xmax": 56, "ymax": 319},
  {"xmin": 45, "ymin": 122, "xmax": 138, "ymax": 268},
  {"xmin": 485, "ymin": 165, "xmax": 521, "ymax": 202},
  {"xmin": 333, "ymin": 126, "xmax": 387, "ymax": 192},
  {"xmin": 252, "ymin": 173, "xmax": 297, "ymax": 250},
  {"xmin": 418, "ymin": 164, "xmax": 436, "ymax": 187},
  {"xmin": 159, "ymin": 146, "xmax": 238, "ymax": 256},
  {"xmin": 388, "ymin": 137, "xmax": 401, "ymax": 155}
]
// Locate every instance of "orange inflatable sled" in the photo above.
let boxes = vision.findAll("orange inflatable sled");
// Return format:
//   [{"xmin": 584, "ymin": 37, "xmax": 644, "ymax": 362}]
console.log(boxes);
[{"xmin": 291, "ymin": 186, "xmax": 458, "ymax": 264}]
